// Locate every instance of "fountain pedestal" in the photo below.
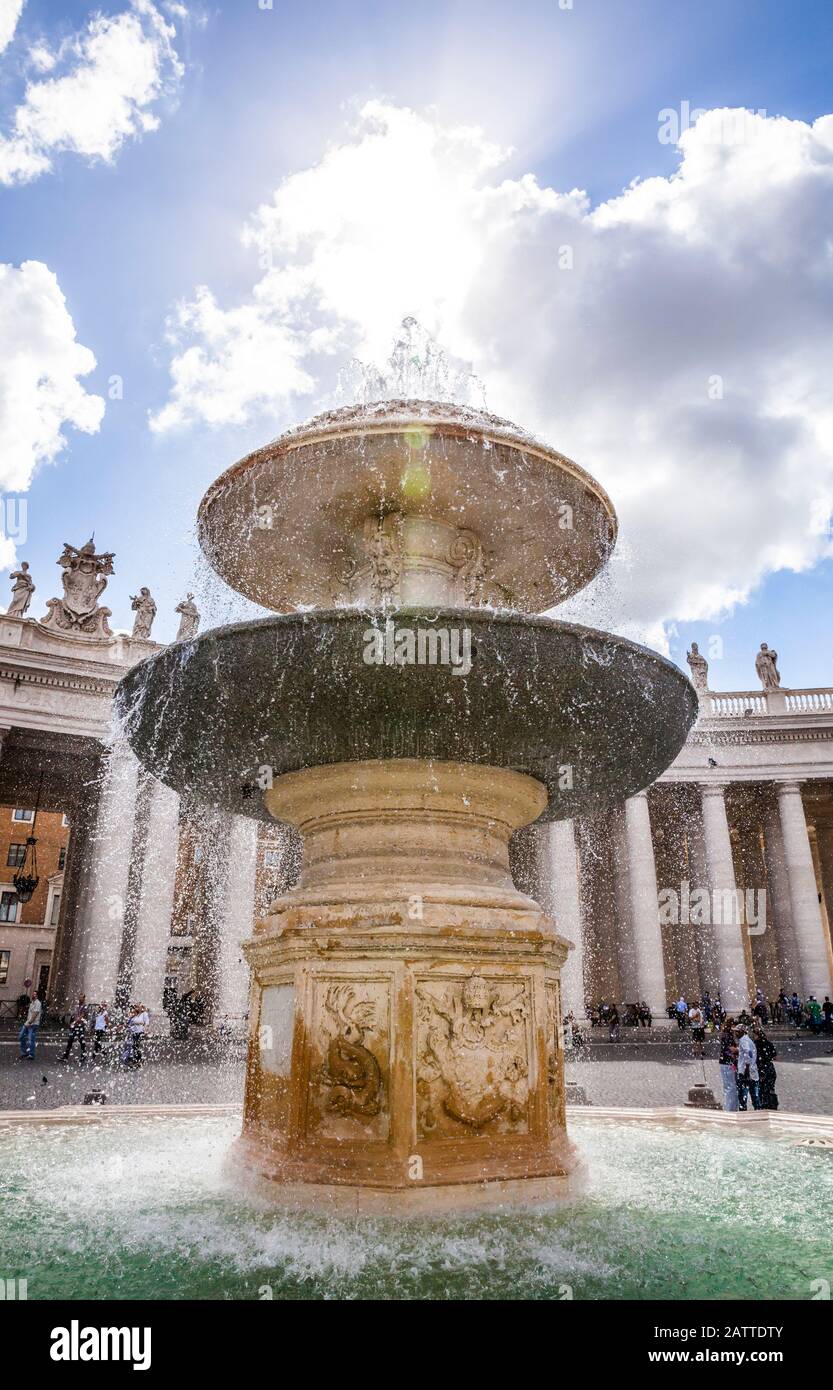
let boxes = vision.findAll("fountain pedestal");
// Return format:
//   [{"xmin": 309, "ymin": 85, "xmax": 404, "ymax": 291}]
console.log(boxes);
[{"xmin": 238, "ymin": 759, "xmax": 576, "ymax": 1209}]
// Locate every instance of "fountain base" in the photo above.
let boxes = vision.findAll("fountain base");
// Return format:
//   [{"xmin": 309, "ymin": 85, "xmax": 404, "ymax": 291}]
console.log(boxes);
[{"xmin": 240, "ymin": 759, "xmax": 577, "ymax": 1206}]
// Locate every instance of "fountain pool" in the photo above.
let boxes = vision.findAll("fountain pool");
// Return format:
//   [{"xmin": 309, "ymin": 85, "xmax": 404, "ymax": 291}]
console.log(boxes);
[{"xmin": 3, "ymin": 1109, "xmax": 831, "ymax": 1301}]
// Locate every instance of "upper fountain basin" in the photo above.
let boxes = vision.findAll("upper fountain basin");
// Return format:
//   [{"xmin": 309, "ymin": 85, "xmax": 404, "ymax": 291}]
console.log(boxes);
[
  {"xmin": 115, "ymin": 608, "xmax": 697, "ymax": 824},
  {"xmin": 197, "ymin": 400, "xmax": 617, "ymax": 613}
]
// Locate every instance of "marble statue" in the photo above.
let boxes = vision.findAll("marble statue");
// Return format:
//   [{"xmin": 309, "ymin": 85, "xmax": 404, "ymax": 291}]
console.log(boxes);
[
  {"xmin": 41, "ymin": 539, "xmax": 114, "ymax": 638},
  {"xmin": 130, "ymin": 587, "xmax": 157, "ymax": 640},
  {"xmin": 686, "ymin": 641, "xmax": 709, "ymax": 693},
  {"xmin": 175, "ymin": 593, "xmax": 200, "ymax": 641},
  {"xmin": 755, "ymin": 641, "xmax": 781, "ymax": 690},
  {"xmin": 6, "ymin": 561, "xmax": 35, "ymax": 618}
]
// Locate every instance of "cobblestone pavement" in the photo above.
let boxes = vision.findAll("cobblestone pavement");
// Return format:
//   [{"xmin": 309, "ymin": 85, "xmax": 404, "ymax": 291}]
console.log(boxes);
[{"xmin": 2, "ymin": 1030, "xmax": 832, "ymax": 1115}]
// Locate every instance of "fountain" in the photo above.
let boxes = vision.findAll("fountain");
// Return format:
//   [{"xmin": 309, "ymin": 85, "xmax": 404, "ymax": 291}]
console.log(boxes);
[{"xmin": 115, "ymin": 397, "xmax": 697, "ymax": 1211}]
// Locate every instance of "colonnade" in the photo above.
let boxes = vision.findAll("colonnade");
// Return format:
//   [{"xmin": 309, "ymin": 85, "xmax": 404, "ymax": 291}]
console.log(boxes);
[
  {"xmin": 535, "ymin": 778, "xmax": 833, "ymax": 1021},
  {"xmin": 56, "ymin": 744, "xmax": 833, "ymax": 1033}
]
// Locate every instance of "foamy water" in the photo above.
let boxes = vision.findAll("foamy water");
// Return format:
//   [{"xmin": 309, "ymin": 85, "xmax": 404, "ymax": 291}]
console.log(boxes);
[{"xmin": 2, "ymin": 1115, "xmax": 831, "ymax": 1300}]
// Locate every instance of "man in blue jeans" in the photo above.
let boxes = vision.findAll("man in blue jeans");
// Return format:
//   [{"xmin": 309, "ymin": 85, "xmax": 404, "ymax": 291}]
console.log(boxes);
[{"xmin": 18, "ymin": 992, "xmax": 42, "ymax": 1059}]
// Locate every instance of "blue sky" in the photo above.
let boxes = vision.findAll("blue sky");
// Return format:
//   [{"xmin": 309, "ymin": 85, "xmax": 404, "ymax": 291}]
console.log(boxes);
[{"xmin": 1, "ymin": 0, "xmax": 832, "ymax": 689}]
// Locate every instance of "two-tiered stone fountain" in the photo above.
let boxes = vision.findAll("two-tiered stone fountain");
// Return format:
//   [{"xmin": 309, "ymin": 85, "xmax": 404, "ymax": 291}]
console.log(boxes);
[{"xmin": 117, "ymin": 398, "xmax": 696, "ymax": 1210}]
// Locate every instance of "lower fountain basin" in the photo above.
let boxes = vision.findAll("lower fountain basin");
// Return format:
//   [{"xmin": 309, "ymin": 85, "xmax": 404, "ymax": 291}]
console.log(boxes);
[
  {"xmin": 3, "ymin": 1107, "xmax": 830, "ymax": 1300},
  {"xmin": 115, "ymin": 609, "xmax": 697, "ymax": 822}
]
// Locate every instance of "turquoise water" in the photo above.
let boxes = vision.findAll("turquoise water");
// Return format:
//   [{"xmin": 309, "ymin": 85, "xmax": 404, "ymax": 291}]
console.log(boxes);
[{"xmin": 1, "ymin": 1114, "xmax": 831, "ymax": 1300}]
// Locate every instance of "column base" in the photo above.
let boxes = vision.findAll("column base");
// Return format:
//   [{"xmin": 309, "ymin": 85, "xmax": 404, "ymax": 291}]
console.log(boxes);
[{"xmin": 228, "ymin": 1137, "xmax": 583, "ymax": 1213}]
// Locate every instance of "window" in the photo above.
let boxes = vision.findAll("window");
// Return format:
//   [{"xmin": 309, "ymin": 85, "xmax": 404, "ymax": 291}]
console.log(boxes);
[
  {"xmin": 0, "ymin": 950, "xmax": 9, "ymax": 984},
  {"xmin": 12, "ymin": 809, "xmax": 33, "ymax": 822},
  {"xmin": 50, "ymin": 894, "xmax": 61, "ymax": 926},
  {"xmin": 0, "ymin": 892, "xmax": 18, "ymax": 923},
  {"xmin": 7, "ymin": 844, "xmax": 26, "ymax": 868},
  {"xmin": 58, "ymin": 847, "xmax": 66, "ymax": 871},
  {"xmin": 264, "ymin": 848, "xmax": 282, "ymax": 868}
]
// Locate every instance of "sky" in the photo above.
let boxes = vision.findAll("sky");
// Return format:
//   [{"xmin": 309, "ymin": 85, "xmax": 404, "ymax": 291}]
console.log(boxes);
[{"xmin": 0, "ymin": 0, "xmax": 832, "ymax": 690}]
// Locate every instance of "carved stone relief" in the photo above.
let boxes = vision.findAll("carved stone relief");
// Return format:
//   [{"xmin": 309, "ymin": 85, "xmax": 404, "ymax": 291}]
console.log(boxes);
[
  {"xmin": 416, "ymin": 973, "xmax": 531, "ymax": 1138},
  {"xmin": 546, "ymin": 980, "xmax": 564, "ymax": 1124},
  {"xmin": 447, "ymin": 529, "xmax": 487, "ymax": 606},
  {"xmin": 308, "ymin": 979, "xmax": 390, "ymax": 1140}
]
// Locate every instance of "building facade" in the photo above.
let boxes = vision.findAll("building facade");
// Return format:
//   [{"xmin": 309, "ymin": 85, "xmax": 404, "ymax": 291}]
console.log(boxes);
[
  {"xmin": 0, "ymin": 805, "xmax": 70, "ymax": 1009},
  {"xmin": 1, "ymin": 541, "xmax": 831, "ymax": 1029}
]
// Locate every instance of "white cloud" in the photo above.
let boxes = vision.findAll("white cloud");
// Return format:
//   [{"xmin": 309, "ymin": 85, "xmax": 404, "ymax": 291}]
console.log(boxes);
[
  {"xmin": 151, "ymin": 102, "xmax": 833, "ymax": 641},
  {"xmin": 0, "ymin": 261, "xmax": 105, "ymax": 492},
  {"xmin": 0, "ymin": 0, "xmax": 184, "ymax": 185},
  {"xmin": 0, "ymin": 0, "xmax": 24, "ymax": 55}
]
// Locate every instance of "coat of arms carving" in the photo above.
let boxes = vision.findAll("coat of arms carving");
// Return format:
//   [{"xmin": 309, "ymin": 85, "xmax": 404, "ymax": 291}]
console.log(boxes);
[
  {"xmin": 416, "ymin": 973, "xmax": 531, "ymax": 1136},
  {"xmin": 41, "ymin": 538, "xmax": 114, "ymax": 638}
]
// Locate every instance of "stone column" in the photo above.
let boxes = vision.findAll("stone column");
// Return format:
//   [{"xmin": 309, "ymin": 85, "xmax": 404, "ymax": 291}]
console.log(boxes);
[
  {"xmin": 762, "ymin": 792, "xmax": 802, "ymax": 993},
  {"xmin": 613, "ymin": 791, "xmax": 669, "ymax": 1021},
  {"xmin": 214, "ymin": 814, "xmax": 259, "ymax": 1025},
  {"xmin": 685, "ymin": 804, "xmax": 720, "ymax": 998},
  {"xmin": 815, "ymin": 820, "xmax": 833, "ymax": 974},
  {"xmin": 66, "ymin": 745, "xmax": 141, "ymax": 1008},
  {"xmin": 776, "ymin": 781, "xmax": 833, "ymax": 999},
  {"xmin": 130, "ymin": 778, "xmax": 181, "ymax": 1022},
  {"xmin": 735, "ymin": 802, "xmax": 780, "ymax": 999},
  {"xmin": 535, "ymin": 820, "xmax": 585, "ymax": 1020},
  {"xmin": 699, "ymin": 783, "xmax": 748, "ymax": 1013}
]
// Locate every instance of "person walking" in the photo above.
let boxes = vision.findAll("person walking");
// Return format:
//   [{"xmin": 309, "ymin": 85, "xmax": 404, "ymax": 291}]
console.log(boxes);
[
  {"xmin": 62, "ymin": 994, "xmax": 89, "ymax": 1062},
  {"xmin": 735, "ymin": 1025, "xmax": 761, "ymax": 1110},
  {"xmin": 17, "ymin": 991, "xmax": 42, "ymax": 1060},
  {"xmin": 675, "ymin": 995, "xmax": 688, "ymax": 1030},
  {"xmin": 92, "ymin": 1002, "xmax": 109, "ymax": 1056},
  {"xmin": 718, "ymin": 1018, "xmax": 739, "ymax": 1111},
  {"xmin": 608, "ymin": 1004, "xmax": 620, "ymax": 1041}
]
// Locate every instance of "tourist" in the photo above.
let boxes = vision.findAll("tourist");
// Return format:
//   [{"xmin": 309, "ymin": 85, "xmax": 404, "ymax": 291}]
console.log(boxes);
[
  {"xmin": 806, "ymin": 995, "xmax": 823, "ymax": 1035},
  {"xmin": 789, "ymin": 991, "xmax": 802, "ymax": 1027},
  {"xmin": 608, "ymin": 1004, "xmax": 620, "ymax": 1041},
  {"xmin": 17, "ymin": 991, "xmax": 42, "ymax": 1060},
  {"xmin": 734, "ymin": 1025, "xmax": 761, "ymax": 1110},
  {"xmin": 823, "ymin": 996, "xmax": 833, "ymax": 1035},
  {"xmin": 92, "ymin": 1002, "xmax": 109, "ymax": 1056},
  {"xmin": 752, "ymin": 1024, "xmax": 779, "ymax": 1110},
  {"xmin": 62, "ymin": 994, "xmax": 89, "ymax": 1062},
  {"xmin": 127, "ymin": 1002, "xmax": 150, "ymax": 1067},
  {"xmin": 638, "ymin": 999, "xmax": 652, "ymax": 1028},
  {"xmin": 688, "ymin": 1001, "xmax": 706, "ymax": 1058},
  {"xmin": 675, "ymin": 995, "xmax": 688, "ymax": 1029},
  {"xmin": 718, "ymin": 1018, "xmax": 739, "ymax": 1111}
]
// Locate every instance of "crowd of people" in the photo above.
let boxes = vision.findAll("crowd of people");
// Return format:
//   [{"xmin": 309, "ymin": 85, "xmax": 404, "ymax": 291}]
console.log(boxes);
[{"xmin": 17, "ymin": 990, "xmax": 150, "ymax": 1068}]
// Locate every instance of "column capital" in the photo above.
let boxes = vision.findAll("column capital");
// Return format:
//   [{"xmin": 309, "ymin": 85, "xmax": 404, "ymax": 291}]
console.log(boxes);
[
  {"xmin": 775, "ymin": 779, "xmax": 804, "ymax": 798},
  {"xmin": 699, "ymin": 781, "xmax": 729, "ymax": 798}
]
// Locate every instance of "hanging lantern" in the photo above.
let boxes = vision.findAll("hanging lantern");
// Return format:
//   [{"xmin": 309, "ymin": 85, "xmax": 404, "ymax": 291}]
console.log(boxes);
[
  {"xmin": 13, "ymin": 771, "xmax": 43, "ymax": 905},
  {"xmin": 13, "ymin": 835, "xmax": 39, "ymax": 903}
]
